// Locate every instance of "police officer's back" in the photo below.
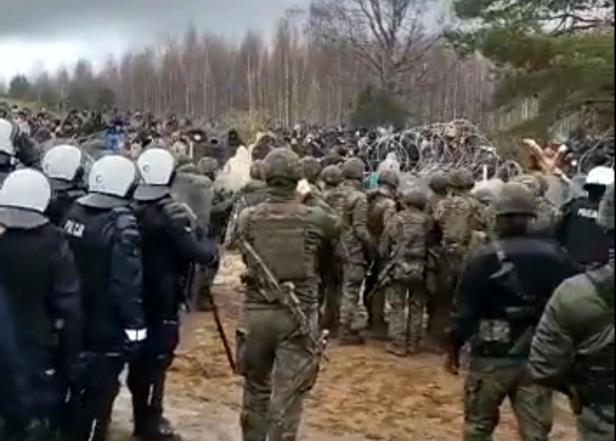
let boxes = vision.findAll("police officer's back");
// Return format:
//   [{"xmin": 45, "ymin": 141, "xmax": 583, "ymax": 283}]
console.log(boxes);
[
  {"xmin": 0, "ymin": 169, "xmax": 81, "ymax": 439},
  {"xmin": 0, "ymin": 281, "xmax": 29, "ymax": 426},
  {"xmin": 63, "ymin": 155, "xmax": 146, "ymax": 441},
  {"xmin": 129, "ymin": 148, "xmax": 218, "ymax": 439},
  {"xmin": 42, "ymin": 144, "xmax": 87, "ymax": 226},
  {"xmin": 448, "ymin": 183, "xmax": 577, "ymax": 441}
]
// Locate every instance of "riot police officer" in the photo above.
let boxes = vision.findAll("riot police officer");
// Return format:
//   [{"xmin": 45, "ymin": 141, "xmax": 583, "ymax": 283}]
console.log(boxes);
[
  {"xmin": 0, "ymin": 281, "xmax": 29, "ymax": 430},
  {"xmin": 556, "ymin": 166, "xmax": 614, "ymax": 269},
  {"xmin": 0, "ymin": 169, "xmax": 81, "ymax": 441},
  {"xmin": 63, "ymin": 155, "xmax": 147, "ymax": 441},
  {"xmin": 0, "ymin": 118, "xmax": 16, "ymax": 183},
  {"xmin": 446, "ymin": 183, "xmax": 577, "ymax": 441},
  {"xmin": 130, "ymin": 148, "xmax": 218, "ymax": 440},
  {"xmin": 530, "ymin": 183, "xmax": 615, "ymax": 441},
  {"xmin": 0, "ymin": 117, "xmax": 40, "ymax": 184},
  {"xmin": 42, "ymin": 144, "xmax": 87, "ymax": 226}
]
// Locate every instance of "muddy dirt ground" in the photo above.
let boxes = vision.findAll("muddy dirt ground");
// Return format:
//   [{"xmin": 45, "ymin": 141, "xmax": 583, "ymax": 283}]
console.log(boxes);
[{"xmin": 112, "ymin": 253, "xmax": 578, "ymax": 440}]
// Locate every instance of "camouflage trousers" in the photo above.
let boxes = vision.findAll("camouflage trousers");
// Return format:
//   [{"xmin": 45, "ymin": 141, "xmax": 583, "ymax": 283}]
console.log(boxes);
[
  {"xmin": 339, "ymin": 260, "xmax": 367, "ymax": 331},
  {"xmin": 577, "ymin": 405, "xmax": 614, "ymax": 441},
  {"xmin": 238, "ymin": 307, "xmax": 320, "ymax": 441},
  {"xmin": 464, "ymin": 357, "xmax": 553, "ymax": 441},
  {"xmin": 385, "ymin": 283, "xmax": 427, "ymax": 352}
]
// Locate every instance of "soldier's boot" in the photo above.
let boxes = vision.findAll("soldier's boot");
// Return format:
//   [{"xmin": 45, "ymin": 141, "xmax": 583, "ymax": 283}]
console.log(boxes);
[
  {"xmin": 338, "ymin": 327, "xmax": 365, "ymax": 346},
  {"xmin": 196, "ymin": 287, "xmax": 213, "ymax": 312},
  {"xmin": 385, "ymin": 342, "xmax": 408, "ymax": 358}
]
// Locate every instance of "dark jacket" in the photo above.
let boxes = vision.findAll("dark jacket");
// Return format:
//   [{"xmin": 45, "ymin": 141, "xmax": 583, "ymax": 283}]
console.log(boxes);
[
  {"xmin": 64, "ymin": 199, "xmax": 145, "ymax": 352},
  {"xmin": 452, "ymin": 237, "xmax": 578, "ymax": 357}
]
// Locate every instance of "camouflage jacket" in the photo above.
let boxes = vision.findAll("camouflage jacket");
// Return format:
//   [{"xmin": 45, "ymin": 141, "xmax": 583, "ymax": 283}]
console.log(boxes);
[
  {"xmin": 367, "ymin": 188, "xmax": 397, "ymax": 241},
  {"xmin": 434, "ymin": 192, "xmax": 487, "ymax": 252},
  {"xmin": 379, "ymin": 207, "xmax": 431, "ymax": 283},
  {"xmin": 242, "ymin": 179, "xmax": 268, "ymax": 208},
  {"xmin": 341, "ymin": 180, "xmax": 373, "ymax": 261},
  {"xmin": 323, "ymin": 184, "xmax": 346, "ymax": 219},
  {"xmin": 238, "ymin": 187, "xmax": 340, "ymax": 308}
]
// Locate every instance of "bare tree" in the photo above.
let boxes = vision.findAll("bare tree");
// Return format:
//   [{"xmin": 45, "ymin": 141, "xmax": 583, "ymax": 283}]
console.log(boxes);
[{"xmin": 309, "ymin": 0, "xmax": 440, "ymax": 94}]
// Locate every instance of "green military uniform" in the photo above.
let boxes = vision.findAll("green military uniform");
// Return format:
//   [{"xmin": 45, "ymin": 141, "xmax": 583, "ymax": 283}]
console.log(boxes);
[
  {"xmin": 529, "ymin": 184, "xmax": 614, "ymax": 441},
  {"xmin": 237, "ymin": 148, "xmax": 339, "ymax": 441},
  {"xmin": 366, "ymin": 169, "xmax": 399, "ymax": 333},
  {"xmin": 449, "ymin": 183, "xmax": 578, "ymax": 441},
  {"xmin": 379, "ymin": 189, "xmax": 430, "ymax": 356},
  {"xmin": 338, "ymin": 158, "xmax": 374, "ymax": 344},
  {"xmin": 426, "ymin": 172, "xmax": 453, "ymax": 350},
  {"xmin": 320, "ymin": 165, "xmax": 347, "ymax": 333},
  {"xmin": 300, "ymin": 156, "xmax": 324, "ymax": 206},
  {"xmin": 434, "ymin": 170, "xmax": 487, "ymax": 345}
]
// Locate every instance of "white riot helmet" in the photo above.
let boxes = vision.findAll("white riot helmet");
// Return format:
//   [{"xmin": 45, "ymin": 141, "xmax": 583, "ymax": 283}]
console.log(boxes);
[
  {"xmin": 0, "ymin": 118, "xmax": 17, "ymax": 156},
  {"xmin": 42, "ymin": 144, "xmax": 84, "ymax": 189},
  {"xmin": 79, "ymin": 155, "xmax": 138, "ymax": 208},
  {"xmin": 0, "ymin": 168, "xmax": 51, "ymax": 228},
  {"xmin": 134, "ymin": 148, "xmax": 175, "ymax": 201},
  {"xmin": 585, "ymin": 166, "xmax": 615, "ymax": 188}
]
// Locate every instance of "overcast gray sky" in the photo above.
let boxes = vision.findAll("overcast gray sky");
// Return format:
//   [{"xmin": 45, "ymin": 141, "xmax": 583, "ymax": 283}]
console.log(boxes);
[{"xmin": 0, "ymin": 0, "xmax": 307, "ymax": 80}]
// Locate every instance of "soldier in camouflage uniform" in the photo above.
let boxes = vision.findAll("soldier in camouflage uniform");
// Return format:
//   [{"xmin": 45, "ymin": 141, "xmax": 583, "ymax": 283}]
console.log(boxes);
[
  {"xmin": 242, "ymin": 160, "xmax": 268, "ymax": 208},
  {"xmin": 432, "ymin": 170, "xmax": 486, "ymax": 349},
  {"xmin": 434, "ymin": 169, "xmax": 486, "ymax": 282},
  {"xmin": 226, "ymin": 160, "xmax": 269, "ymax": 249},
  {"xmin": 379, "ymin": 189, "xmax": 431, "ymax": 356},
  {"xmin": 237, "ymin": 148, "xmax": 339, "ymax": 441},
  {"xmin": 320, "ymin": 165, "xmax": 347, "ymax": 333},
  {"xmin": 197, "ymin": 156, "xmax": 219, "ymax": 181},
  {"xmin": 300, "ymin": 156, "xmax": 323, "ymax": 206},
  {"xmin": 425, "ymin": 172, "xmax": 453, "ymax": 351},
  {"xmin": 367, "ymin": 169, "xmax": 400, "ymax": 333},
  {"xmin": 427, "ymin": 171, "xmax": 451, "ymax": 215},
  {"xmin": 338, "ymin": 158, "xmax": 374, "ymax": 345},
  {"xmin": 529, "ymin": 183, "xmax": 614, "ymax": 441},
  {"xmin": 447, "ymin": 183, "xmax": 577, "ymax": 441},
  {"xmin": 513, "ymin": 174, "xmax": 558, "ymax": 237}
]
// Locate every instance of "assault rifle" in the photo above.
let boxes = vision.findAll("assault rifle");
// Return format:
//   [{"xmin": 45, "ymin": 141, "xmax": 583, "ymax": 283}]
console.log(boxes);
[{"xmin": 240, "ymin": 239, "xmax": 329, "ymax": 357}]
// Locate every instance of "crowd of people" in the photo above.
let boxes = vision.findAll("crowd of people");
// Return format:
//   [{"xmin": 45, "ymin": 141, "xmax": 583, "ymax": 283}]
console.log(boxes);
[{"xmin": 0, "ymin": 106, "xmax": 613, "ymax": 441}]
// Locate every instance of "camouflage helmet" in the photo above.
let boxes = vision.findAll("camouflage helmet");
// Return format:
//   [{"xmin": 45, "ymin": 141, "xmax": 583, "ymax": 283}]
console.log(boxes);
[
  {"xmin": 321, "ymin": 164, "xmax": 343, "ymax": 186},
  {"xmin": 472, "ymin": 187, "xmax": 496, "ymax": 206},
  {"xmin": 450, "ymin": 169, "xmax": 475, "ymax": 190},
  {"xmin": 378, "ymin": 169, "xmax": 400, "ymax": 189},
  {"xmin": 494, "ymin": 183, "xmax": 537, "ymax": 217},
  {"xmin": 176, "ymin": 154, "xmax": 192, "ymax": 169},
  {"xmin": 249, "ymin": 160, "xmax": 266, "ymax": 180},
  {"xmin": 512, "ymin": 174, "xmax": 541, "ymax": 197},
  {"xmin": 342, "ymin": 158, "xmax": 365, "ymax": 180},
  {"xmin": 597, "ymin": 183, "xmax": 614, "ymax": 231},
  {"xmin": 263, "ymin": 147, "xmax": 302, "ymax": 183},
  {"xmin": 400, "ymin": 188, "xmax": 428, "ymax": 209},
  {"xmin": 197, "ymin": 156, "xmax": 219, "ymax": 176},
  {"xmin": 429, "ymin": 172, "xmax": 451, "ymax": 194},
  {"xmin": 177, "ymin": 162, "xmax": 198, "ymax": 174},
  {"xmin": 301, "ymin": 156, "xmax": 321, "ymax": 183}
]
